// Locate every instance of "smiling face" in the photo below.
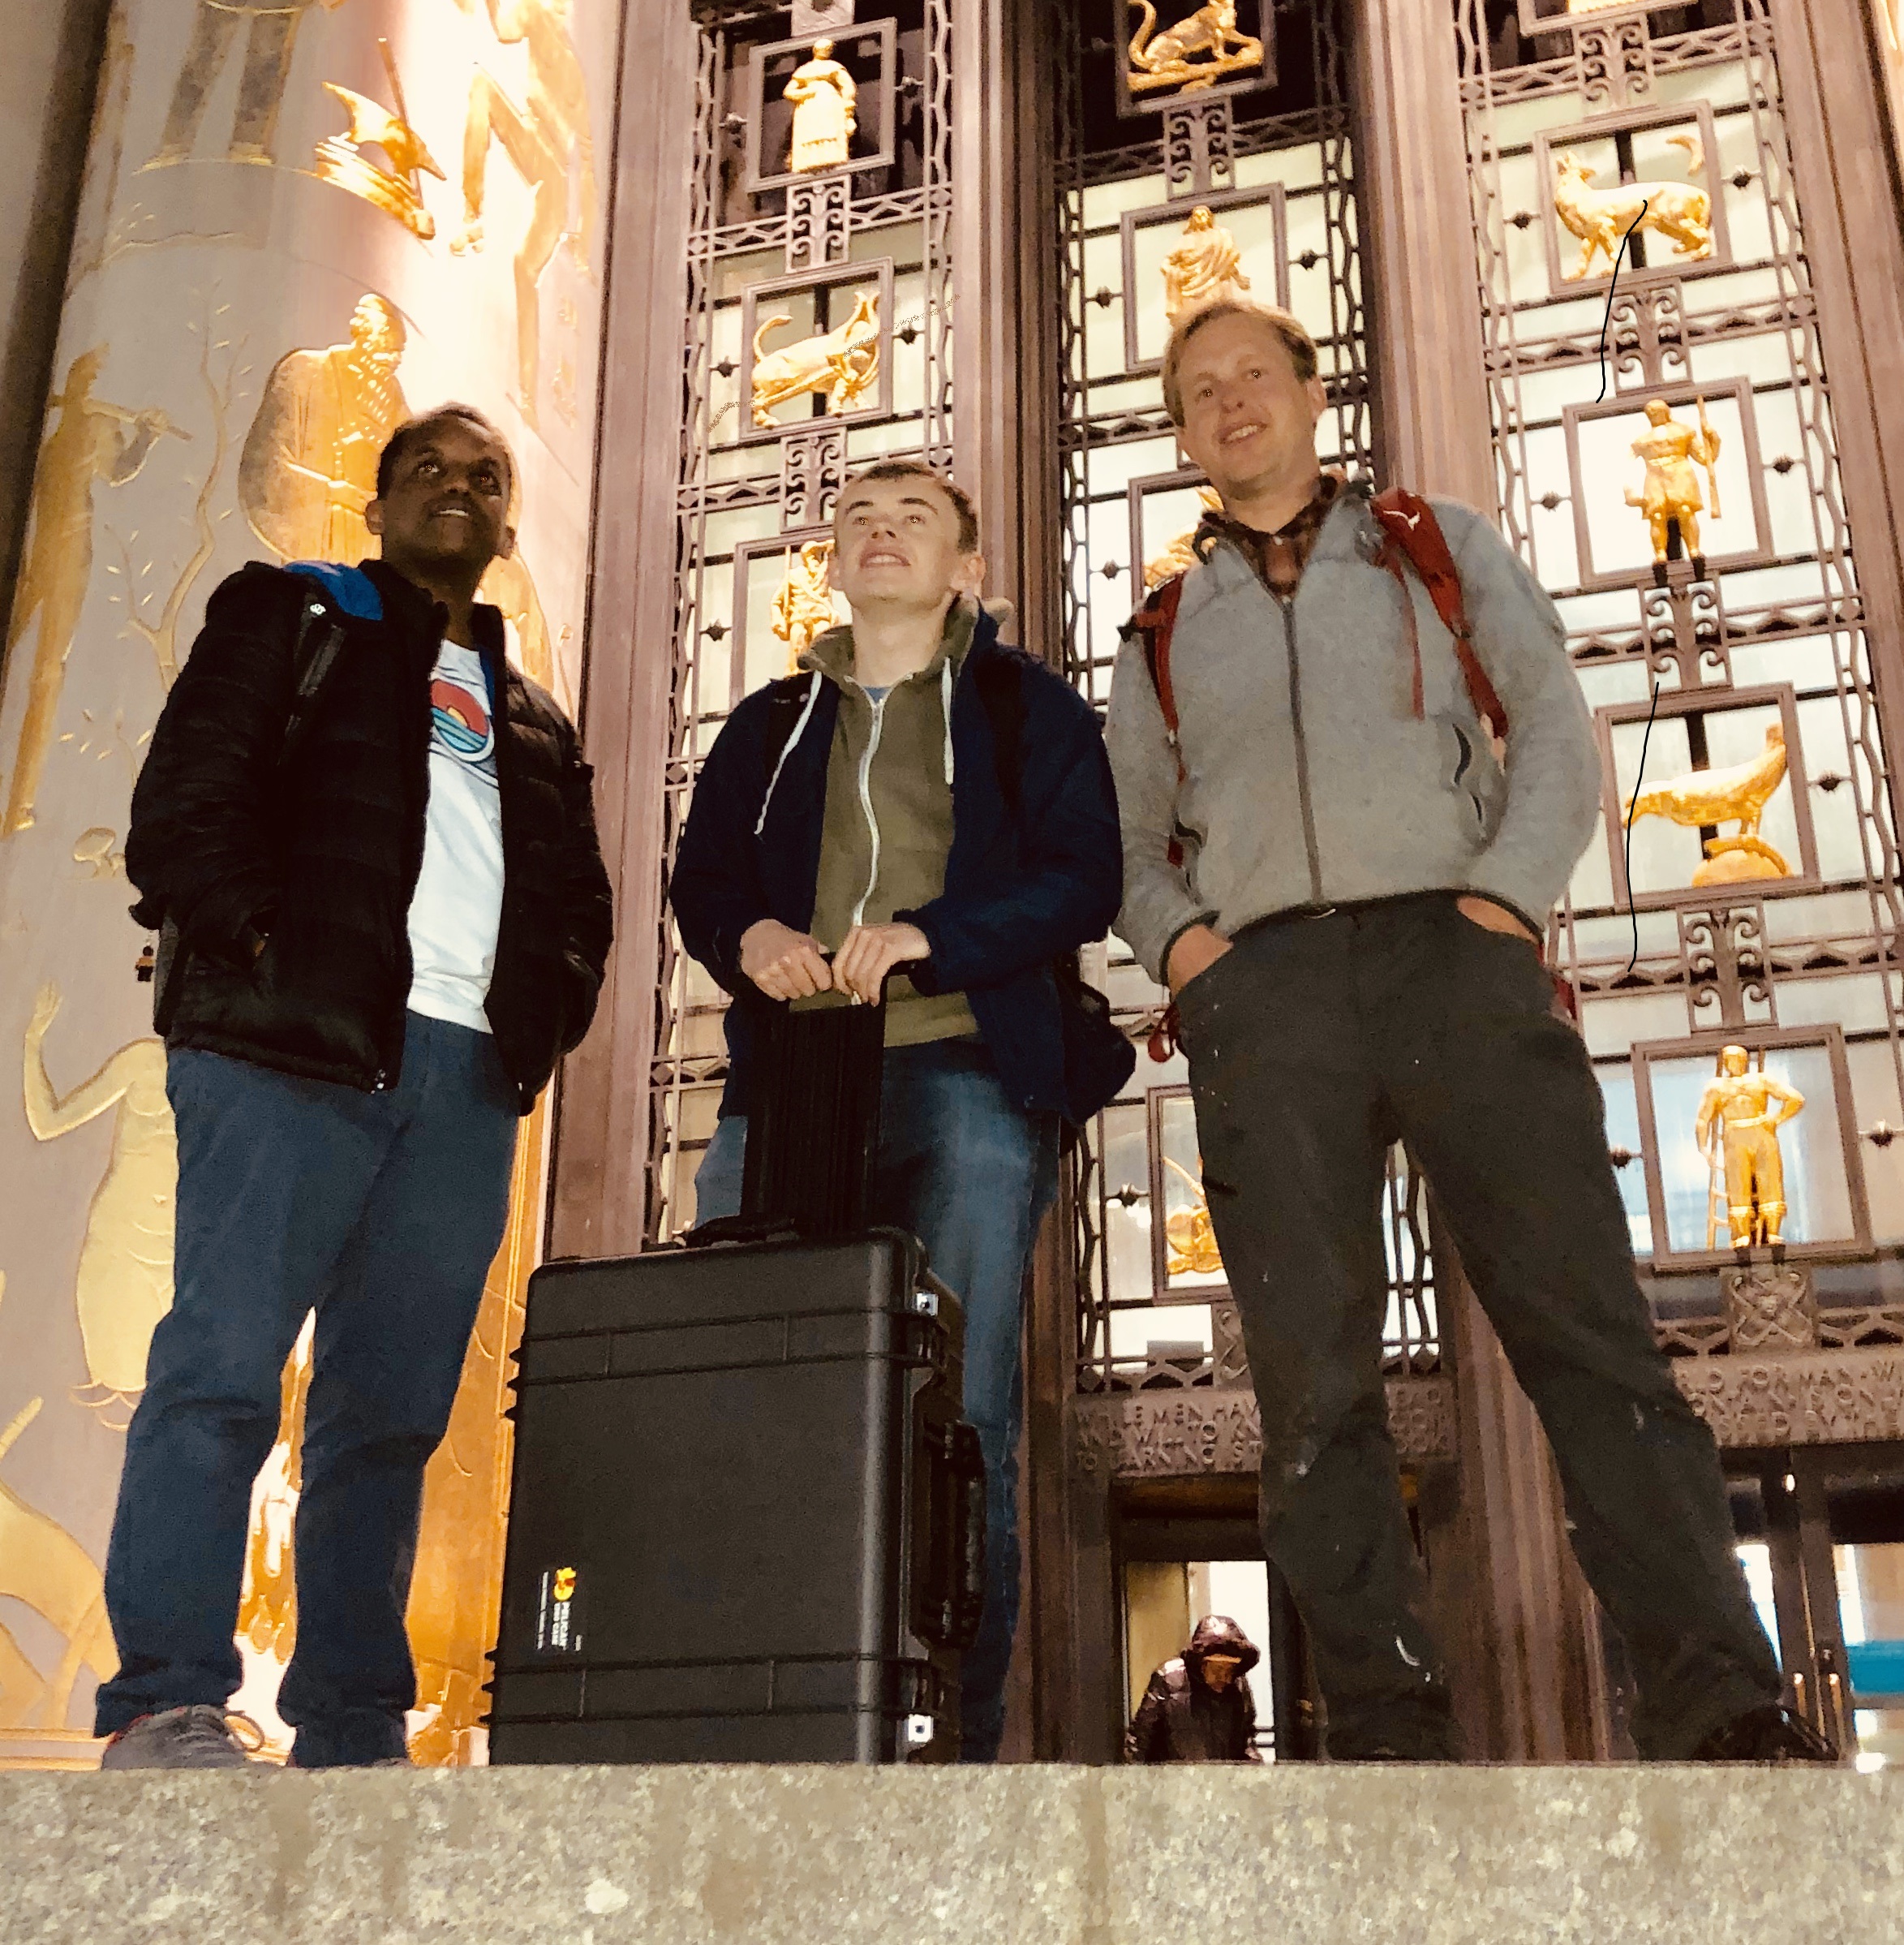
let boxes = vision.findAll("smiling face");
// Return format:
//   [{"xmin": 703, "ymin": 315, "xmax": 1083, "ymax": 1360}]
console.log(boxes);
[
  {"xmin": 1173, "ymin": 310, "xmax": 1328, "ymax": 509},
  {"xmin": 829, "ymin": 474, "xmax": 982, "ymax": 617},
  {"xmin": 367, "ymin": 414, "xmax": 515, "ymax": 586}
]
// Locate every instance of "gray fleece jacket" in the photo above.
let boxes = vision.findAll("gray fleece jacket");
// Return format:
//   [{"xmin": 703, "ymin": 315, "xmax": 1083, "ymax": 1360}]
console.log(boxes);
[{"xmin": 1103, "ymin": 484, "xmax": 1600, "ymax": 985}]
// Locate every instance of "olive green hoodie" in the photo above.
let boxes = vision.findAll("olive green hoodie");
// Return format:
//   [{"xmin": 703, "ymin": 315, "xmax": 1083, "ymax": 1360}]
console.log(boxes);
[{"xmin": 802, "ymin": 599, "xmax": 980, "ymax": 1047}]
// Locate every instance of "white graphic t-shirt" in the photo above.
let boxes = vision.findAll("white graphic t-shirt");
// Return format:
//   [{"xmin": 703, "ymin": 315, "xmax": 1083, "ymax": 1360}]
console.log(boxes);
[{"xmin": 406, "ymin": 640, "xmax": 505, "ymax": 1032}]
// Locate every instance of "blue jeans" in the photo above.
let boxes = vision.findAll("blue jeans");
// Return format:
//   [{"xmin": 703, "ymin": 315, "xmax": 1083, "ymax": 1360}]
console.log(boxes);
[
  {"xmin": 95, "ymin": 1012, "xmax": 519, "ymax": 1766},
  {"xmin": 695, "ymin": 1037, "xmax": 1059, "ymax": 1762}
]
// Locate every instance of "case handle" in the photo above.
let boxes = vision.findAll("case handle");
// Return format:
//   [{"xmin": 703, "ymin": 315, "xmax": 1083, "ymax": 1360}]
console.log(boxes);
[{"xmin": 915, "ymin": 1418, "xmax": 986, "ymax": 1650}]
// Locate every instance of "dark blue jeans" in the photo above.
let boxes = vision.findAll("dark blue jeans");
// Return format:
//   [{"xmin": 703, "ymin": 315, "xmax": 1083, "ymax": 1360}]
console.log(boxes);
[
  {"xmin": 96, "ymin": 1012, "xmax": 519, "ymax": 1766},
  {"xmin": 696, "ymin": 1037, "xmax": 1059, "ymax": 1762}
]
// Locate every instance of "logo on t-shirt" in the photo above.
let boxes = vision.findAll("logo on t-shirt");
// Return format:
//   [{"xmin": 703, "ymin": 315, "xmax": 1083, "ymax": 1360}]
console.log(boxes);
[{"xmin": 431, "ymin": 674, "xmax": 496, "ymax": 782}]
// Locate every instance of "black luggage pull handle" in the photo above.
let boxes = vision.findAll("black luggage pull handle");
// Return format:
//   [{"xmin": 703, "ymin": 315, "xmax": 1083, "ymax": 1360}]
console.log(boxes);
[{"xmin": 913, "ymin": 1418, "xmax": 986, "ymax": 1651}]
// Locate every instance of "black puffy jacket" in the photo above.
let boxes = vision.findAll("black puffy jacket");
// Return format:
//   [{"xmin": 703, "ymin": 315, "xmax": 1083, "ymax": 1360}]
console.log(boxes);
[
  {"xmin": 1123, "ymin": 1613, "xmax": 1264, "ymax": 1763},
  {"xmin": 127, "ymin": 558, "xmax": 612, "ymax": 1112}
]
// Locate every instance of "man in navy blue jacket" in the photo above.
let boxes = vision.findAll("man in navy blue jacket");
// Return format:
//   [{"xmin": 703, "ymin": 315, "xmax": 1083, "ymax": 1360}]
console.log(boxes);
[{"xmin": 672, "ymin": 458, "xmax": 1132, "ymax": 1759}]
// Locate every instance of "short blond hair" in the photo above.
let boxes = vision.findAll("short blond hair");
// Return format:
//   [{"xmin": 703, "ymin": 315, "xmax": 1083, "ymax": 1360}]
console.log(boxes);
[{"xmin": 1161, "ymin": 301, "xmax": 1319, "ymax": 426}]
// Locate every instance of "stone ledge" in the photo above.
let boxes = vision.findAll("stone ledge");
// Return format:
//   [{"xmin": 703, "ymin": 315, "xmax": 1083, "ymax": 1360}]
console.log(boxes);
[{"xmin": 3, "ymin": 1765, "xmax": 1900, "ymax": 1943}]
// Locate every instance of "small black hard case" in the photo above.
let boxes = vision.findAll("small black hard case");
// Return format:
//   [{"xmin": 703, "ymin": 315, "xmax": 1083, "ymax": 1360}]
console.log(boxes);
[{"xmin": 489, "ymin": 996, "xmax": 986, "ymax": 1763}]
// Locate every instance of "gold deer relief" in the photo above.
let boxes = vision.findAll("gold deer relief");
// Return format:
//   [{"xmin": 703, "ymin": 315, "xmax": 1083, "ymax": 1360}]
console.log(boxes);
[
  {"xmin": 23, "ymin": 984, "xmax": 176, "ymax": 1426},
  {"xmin": 1553, "ymin": 133, "xmax": 1712, "ymax": 281},
  {"xmin": 314, "ymin": 40, "xmax": 445, "ymax": 240},
  {"xmin": 0, "ymin": 1397, "xmax": 118, "ymax": 1732},
  {"xmin": 750, "ymin": 291, "xmax": 882, "ymax": 427},
  {"xmin": 1127, "ymin": 2, "xmax": 1264, "ymax": 96}
]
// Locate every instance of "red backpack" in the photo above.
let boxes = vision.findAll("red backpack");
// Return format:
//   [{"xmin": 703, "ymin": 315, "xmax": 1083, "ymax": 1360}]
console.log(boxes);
[{"xmin": 1128, "ymin": 486, "xmax": 1567, "ymax": 1059}]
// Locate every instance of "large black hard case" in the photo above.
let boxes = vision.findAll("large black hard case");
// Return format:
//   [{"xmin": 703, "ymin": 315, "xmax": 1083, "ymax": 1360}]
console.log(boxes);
[{"xmin": 489, "ymin": 998, "xmax": 985, "ymax": 1764}]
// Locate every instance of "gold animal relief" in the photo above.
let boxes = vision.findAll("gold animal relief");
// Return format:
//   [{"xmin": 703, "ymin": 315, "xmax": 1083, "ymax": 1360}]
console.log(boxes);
[
  {"xmin": 1145, "ymin": 487, "xmax": 1223, "ymax": 589},
  {"xmin": 1622, "ymin": 720, "xmax": 1792, "ymax": 887},
  {"xmin": 1553, "ymin": 135, "xmax": 1711, "ymax": 281},
  {"xmin": 1127, "ymin": 2, "xmax": 1264, "ymax": 96},
  {"xmin": 750, "ymin": 291, "xmax": 881, "ymax": 427},
  {"xmin": 1163, "ymin": 1155, "xmax": 1223, "ymax": 1279},
  {"xmin": 784, "ymin": 38, "xmax": 857, "ymax": 173}
]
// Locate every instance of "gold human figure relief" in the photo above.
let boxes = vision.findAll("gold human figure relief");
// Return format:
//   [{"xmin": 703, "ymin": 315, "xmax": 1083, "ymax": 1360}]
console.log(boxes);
[
  {"xmin": 24, "ymin": 983, "xmax": 176, "ymax": 1424},
  {"xmin": 451, "ymin": 0, "xmax": 600, "ymax": 428},
  {"xmin": 1163, "ymin": 1155, "xmax": 1223, "ymax": 1278},
  {"xmin": 771, "ymin": 540, "xmax": 845, "ymax": 670},
  {"xmin": 0, "ymin": 1397, "xmax": 119, "ymax": 1731},
  {"xmin": 1126, "ymin": 2, "xmax": 1265, "ymax": 95},
  {"xmin": 1695, "ymin": 1046, "xmax": 1805, "ymax": 1250},
  {"xmin": 1622, "ymin": 720, "xmax": 1792, "ymax": 887},
  {"xmin": 314, "ymin": 40, "xmax": 445, "ymax": 239},
  {"xmin": 784, "ymin": 37, "xmax": 858, "ymax": 174},
  {"xmin": 1622, "ymin": 395, "xmax": 1721, "ymax": 569},
  {"xmin": 750, "ymin": 291, "xmax": 882, "ymax": 426},
  {"xmin": 1553, "ymin": 134, "xmax": 1710, "ymax": 282},
  {"xmin": 1161, "ymin": 206, "xmax": 1251, "ymax": 325},
  {"xmin": 1144, "ymin": 486, "xmax": 1223, "ymax": 589},
  {"xmin": 147, "ymin": 0, "xmax": 350, "ymax": 170},
  {"xmin": 2, "ymin": 347, "xmax": 183, "ymax": 837},
  {"xmin": 239, "ymin": 296, "xmax": 408, "ymax": 563},
  {"xmin": 480, "ymin": 551, "xmax": 556, "ymax": 690}
]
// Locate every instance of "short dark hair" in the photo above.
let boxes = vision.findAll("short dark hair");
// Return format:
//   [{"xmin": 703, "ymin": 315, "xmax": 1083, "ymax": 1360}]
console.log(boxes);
[
  {"xmin": 375, "ymin": 404, "xmax": 514, "ymax": 501},
  {"xmin": 834, "ymin": 458, "xmax": 980, "ymax": 554},
  {"xmin": 1161, "ymin": 301, "xmax": 1319, "ymax": 425}
]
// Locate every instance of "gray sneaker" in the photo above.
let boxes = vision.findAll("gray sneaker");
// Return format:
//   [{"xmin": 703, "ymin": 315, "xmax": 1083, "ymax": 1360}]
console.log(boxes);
[{"xmin": 100, "ymin": 1706, "xmax": 264, "ymax": 1771}]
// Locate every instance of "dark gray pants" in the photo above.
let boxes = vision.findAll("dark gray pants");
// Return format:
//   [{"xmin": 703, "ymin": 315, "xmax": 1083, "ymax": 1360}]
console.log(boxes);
[{"xmin": 1177, "ymin": 894, "xmax": 1781, "ymax": 1758}]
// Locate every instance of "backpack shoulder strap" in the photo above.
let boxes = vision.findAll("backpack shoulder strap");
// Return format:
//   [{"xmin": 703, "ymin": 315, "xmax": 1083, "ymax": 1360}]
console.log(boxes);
[
  {"xmin": 971, "ymin": 648, "xmax": 1025, "ymax": 822},
  {"xmin": 280, "ymin": 575, "xmax": 352, "ymax": 768},
  {"xmin": 1130, "ymin": 573, "xmax": 1188, "ymax": 778},
  {"xmin": 1369, "ymin": 488, "xmax": 1509, "ymax": 743}
]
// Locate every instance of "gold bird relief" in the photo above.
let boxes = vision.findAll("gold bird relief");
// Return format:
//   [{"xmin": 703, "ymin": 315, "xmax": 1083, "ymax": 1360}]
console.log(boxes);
[{"xmin": 1623, "ymin": 721, "xmax": 1793, "ymax": 886}]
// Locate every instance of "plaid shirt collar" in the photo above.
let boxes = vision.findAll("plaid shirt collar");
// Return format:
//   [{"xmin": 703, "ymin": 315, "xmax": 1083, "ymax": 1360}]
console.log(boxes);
[{"xmin": 1197, "ymin": 469, "xmax": 1347, "ymax": 600}]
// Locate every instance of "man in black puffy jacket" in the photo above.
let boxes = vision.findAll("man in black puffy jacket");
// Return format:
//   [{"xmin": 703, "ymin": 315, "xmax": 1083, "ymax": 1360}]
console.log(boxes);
[
  {"xmin": 1124, "ymin": 1614, "xmax": 1264, "ymax": 1764},
  {"xmin": 96, "ymin": 405, "xmax": 612, "ymax": 1771}
]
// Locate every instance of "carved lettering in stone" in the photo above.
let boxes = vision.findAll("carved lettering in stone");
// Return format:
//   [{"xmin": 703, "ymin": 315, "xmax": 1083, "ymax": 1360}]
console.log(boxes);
[{"xmin": 1673, "ymin": 1349, "xmax": 1904, "ymax": 1448}]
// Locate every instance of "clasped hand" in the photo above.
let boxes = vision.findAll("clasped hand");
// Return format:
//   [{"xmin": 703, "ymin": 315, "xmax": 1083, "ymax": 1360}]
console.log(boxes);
[{"xmin": 739, "ymin": 917, "xmax": 929, "ymax": 1005}]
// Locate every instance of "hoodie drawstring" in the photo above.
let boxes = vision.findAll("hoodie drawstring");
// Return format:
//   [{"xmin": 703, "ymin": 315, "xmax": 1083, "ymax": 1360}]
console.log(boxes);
[
  {"xmin": 940, "ymin": 657, "xmax": 956, "ymax": 787},
  {"xmin": 754, "ymin": 670, "xmax": 823, "ymax": 837}
]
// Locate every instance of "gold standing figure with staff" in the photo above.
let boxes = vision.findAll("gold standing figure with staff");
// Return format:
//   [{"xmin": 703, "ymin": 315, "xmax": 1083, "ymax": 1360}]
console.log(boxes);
[
  {"xmin": 1694, "ymin": 1045, "xmax": 1805, "ymax": 1250},
  {"xmin": 1624, "ymin": 396, "xmax": 1722, "ymax": 573}
]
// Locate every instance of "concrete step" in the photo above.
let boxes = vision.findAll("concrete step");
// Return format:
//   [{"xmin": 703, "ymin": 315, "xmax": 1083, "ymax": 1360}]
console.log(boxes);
[{"xmin": 2, "ymin": 1764, "xmax": 1898, "ymax": 1944}]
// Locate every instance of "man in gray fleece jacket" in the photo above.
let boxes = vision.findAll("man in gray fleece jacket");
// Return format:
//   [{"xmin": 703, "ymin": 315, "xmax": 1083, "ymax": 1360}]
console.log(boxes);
[{"xmin": 1104, "ymin": 299, "xmax": 1825, "ymax": 1764}]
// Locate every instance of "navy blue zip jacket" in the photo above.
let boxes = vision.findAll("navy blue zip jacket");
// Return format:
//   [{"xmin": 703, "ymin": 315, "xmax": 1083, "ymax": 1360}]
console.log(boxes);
[{"xmin": 671, "ymin": 605, "xmax": 1133, "ymax": 1124}]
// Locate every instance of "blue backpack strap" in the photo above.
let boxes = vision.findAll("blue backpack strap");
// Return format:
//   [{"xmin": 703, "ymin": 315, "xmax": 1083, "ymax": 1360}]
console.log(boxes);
[{"xmin": 285, "ymin": 560, "xmax": 383, "ymax": 622}]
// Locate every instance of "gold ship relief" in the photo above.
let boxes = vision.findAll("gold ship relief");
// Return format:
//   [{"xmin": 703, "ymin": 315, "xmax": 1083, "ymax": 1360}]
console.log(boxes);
[
  {"xmin": 314, "ymin": 39, "xmax": 445, "ymax": 240},
  {"xmin": 750, "ymin": 291, "xmax": 881, "ymax": 426},
  {"xmin": 1126, "ymin": 2, "xmax": 1264, "ymax": 96}
]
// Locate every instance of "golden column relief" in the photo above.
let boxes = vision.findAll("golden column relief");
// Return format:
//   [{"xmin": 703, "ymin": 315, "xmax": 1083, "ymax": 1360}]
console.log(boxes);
[
  {"xmin": 148, "ymin": 0, "xmax": 352, "ymax": 170},
  {"xmin": 784, "ymin": 37, "xmax": 857, "ymax": 174},
  {"xmin": 24, "ymin": 985, "xmax": 175, "ymax": 1426},
  {"xmin": 1622, "ymin": 723, "xmax": 1791, "ymax": 886},
  {"xmin": 1696, "ymin": 1048, "xmax": 1805, "ymax": 1250},
  {"xmin": 1161, "ymin": 207, "xmax": 1251, "ymax": 325},
  {"xmin": 1553, "ymin": 135, "xmax": 1711, "ymax": 282},
  {"xmin": 0, "ymin": 1396, "xmax": 118, "ymax": 1734},
  {"xmin": 2, "ymin": 350, "xmax": 181, "ymax": 836},
  {"xmin": 750, "ymin": 292, "xmax": 882, "ymax": 426},
  {"xmin": 1125, "ymin": 2, "xmax": 1264, "ymax": 95},
  {"xmin": 450, "ymin": 0, "xmax": 598, "ymax": 428},
  {"xmin": 314, "ymin": 39, "xmax": 445, "ymax": 241},
  {"xmin": 771, "ymin": 540, "xmax": 844, "ymax": 672}
]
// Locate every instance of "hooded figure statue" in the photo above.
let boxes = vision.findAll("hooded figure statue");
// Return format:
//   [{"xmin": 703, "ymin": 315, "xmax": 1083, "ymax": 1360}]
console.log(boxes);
[{"xmin": 1124, "ymin": 1612, "xmax": 1264, "ymax": 1763}]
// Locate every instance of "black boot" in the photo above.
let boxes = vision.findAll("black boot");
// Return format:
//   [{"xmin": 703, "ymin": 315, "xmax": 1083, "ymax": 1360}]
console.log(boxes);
[{"xmin": 1691, "ymin": 1704, "xmax": 1837, "ymax": 1763}]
